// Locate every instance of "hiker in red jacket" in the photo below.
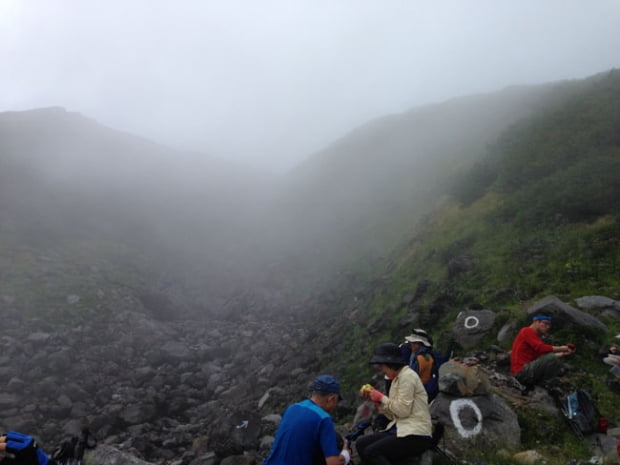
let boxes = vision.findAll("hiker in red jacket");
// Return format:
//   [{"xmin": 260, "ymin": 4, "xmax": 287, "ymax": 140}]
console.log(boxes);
[{"xmin": 511, "ymin": 315, "xmax": 575, "ymax": 390}]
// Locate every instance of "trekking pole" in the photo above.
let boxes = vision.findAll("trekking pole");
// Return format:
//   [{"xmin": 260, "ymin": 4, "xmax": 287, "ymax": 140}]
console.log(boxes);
[
  {"xmin": 75, "ymin": 424, "xmax": 96, "ymax": 465},
  {"xmin": 433, "ymin": 444, "xmax": 460, "ymax": 465}
]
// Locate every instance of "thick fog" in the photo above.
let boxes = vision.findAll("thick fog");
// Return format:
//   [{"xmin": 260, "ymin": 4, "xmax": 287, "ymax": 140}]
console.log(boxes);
[{"xmin": 1, "ymin": 0, "xmax": 619, "ymax": 172}]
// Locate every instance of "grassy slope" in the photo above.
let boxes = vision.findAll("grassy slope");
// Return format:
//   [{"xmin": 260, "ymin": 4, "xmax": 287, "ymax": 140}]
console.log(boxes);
[
  {"xmin": 274, "ymin": 82, "xmax": 579, "ymax": 287},
  {"xmin": 327, "ymin": 70, "xmax": 620, "ymax": 462}
]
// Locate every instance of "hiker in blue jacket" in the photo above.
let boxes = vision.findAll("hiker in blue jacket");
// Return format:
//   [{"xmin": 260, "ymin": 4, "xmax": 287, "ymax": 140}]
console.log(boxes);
[{"xmin": 264, "ymin": 375, "xmax": 352, "ymax": 465}]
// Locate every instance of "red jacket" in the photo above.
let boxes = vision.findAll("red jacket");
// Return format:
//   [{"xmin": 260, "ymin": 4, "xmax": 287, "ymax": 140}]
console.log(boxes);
[{"xmin": 510, "ymin": 326, "xmax": 554, "ymax": 375}]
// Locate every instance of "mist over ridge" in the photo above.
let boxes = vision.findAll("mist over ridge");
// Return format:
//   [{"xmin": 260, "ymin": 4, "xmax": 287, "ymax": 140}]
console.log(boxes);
[
  {"xmin": 2, "ymin": 67, "xmax": 620, "ymax": 464},
  {"xmin": 1, "ymin": 68, "xmax": 618, "ymax": 320}
]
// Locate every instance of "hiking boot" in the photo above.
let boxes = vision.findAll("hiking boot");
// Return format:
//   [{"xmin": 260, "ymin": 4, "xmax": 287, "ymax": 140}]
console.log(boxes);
[{"xmin": 520, "ymin": 384, "xmax": 535, "ymax": 396}]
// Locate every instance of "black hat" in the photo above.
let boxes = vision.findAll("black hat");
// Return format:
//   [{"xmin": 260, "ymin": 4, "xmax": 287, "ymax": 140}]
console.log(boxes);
[{"xmin": 369, "ymin": 343, "xmax": 406, "ymax": 365}]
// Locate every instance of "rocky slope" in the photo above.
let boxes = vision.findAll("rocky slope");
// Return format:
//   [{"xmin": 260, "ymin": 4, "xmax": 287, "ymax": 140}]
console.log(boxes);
[{"xmin": 2, "ymin": 292, "xmax": 619, "ymax": 465}]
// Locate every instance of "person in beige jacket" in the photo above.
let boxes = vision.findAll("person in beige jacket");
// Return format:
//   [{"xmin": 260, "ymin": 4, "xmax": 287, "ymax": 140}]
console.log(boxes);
[{"xmin": 357, "ymin": 343, "xmax": 433, "ymax": 465}]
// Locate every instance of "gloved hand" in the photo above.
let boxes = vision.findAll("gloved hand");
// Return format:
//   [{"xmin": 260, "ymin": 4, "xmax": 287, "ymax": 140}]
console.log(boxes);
[
  {"xmin": 0, "ymin": 431, "xmax": 51, "ymax": 465},
  {"xmin": 368, "ymin": 389, "xmax": 384, "ymax": 405}
]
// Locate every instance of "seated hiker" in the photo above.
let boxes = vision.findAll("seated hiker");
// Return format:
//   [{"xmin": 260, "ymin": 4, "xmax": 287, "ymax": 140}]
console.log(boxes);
[
  {"xmin": 403, "ymin": 329, "xmax": 441, "ymax": 402},
  {"xmin": 0, "ymin": 431, "xmax": 52, "ymax": 465},
  {"xmin": 511, "ymin": 315, "xmax": 575, "ymax": 390},
  {"xmin": 603, "ymin": 344, "xmax": 620, "ymax": 379},
  {"xmin": 356, "ymin": 343, "xmax": 433, "ymax": 465},
  {"xmin": 263, "ymin": 374, "xmax": 352, "ymax": 465}
]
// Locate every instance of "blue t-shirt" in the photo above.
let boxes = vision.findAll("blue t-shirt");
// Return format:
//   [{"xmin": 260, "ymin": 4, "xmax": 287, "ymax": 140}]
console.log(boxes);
[{"xmin": 264, "ymin": 399, "xmax": 340, "ymax": 465}]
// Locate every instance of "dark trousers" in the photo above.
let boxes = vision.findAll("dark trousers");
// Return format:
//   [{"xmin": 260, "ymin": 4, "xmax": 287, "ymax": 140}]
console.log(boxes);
[{"xmin": 356, "ymin": 431, "xmax": 432, "ymax": 465}]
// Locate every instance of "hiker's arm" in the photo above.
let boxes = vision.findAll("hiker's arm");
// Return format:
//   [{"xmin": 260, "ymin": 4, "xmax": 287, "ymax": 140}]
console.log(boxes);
[
  {"xmin": 553, "ymin": 343, "xmax": 576, "ymax": 356},
  {"xmin": 523, "ymin": 330, "xmax": 554, "ymax": 355},
  {"xmin": 326, "ymin": 447, "xmax": 351, "ymax": 465},
  {"xmin": 325, "ymin": 439, "xmax": 351, "ymax": 465},
  {"xmin": 325, "ymin": 454, "xmax": 346, "ymax": 465},
  {"xmin": 379, "ymin": 373, "xmax": 415, "ymax": 419}
]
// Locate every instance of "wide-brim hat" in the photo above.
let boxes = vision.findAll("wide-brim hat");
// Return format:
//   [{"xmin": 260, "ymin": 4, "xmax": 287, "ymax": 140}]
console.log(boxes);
[
  {"xmin": 405, "ymin": 334, "xmax": 432, "ymax": 347},
  {"xmin": 369, "ymin": 343, "xmax": 406, "ymax": 365}
]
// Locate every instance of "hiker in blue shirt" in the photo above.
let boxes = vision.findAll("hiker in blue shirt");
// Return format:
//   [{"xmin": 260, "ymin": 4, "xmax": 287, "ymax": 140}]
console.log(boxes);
[{"xmin": 264, "ymin": 375, "xmax": 352, "ymax": 465}]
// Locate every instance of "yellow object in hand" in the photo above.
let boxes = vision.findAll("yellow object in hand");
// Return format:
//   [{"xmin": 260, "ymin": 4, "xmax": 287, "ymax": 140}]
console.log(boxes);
[{"xmin": 359, "ymin": 384, "xmax": 373, "ymax": 394}]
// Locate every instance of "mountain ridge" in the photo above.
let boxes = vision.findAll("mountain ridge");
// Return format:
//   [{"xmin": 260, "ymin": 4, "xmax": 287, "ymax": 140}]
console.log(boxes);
[{"xmin": 1, "ymin": 67, "xmax": 620, "ymax": 464}]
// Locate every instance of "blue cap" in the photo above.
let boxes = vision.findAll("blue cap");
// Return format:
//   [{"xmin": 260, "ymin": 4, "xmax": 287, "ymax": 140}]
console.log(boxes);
[
  {"xmin": 312, "ymin": 375, "xmax": 342, "ymax": 399},
  {"xmin": 533, "ymin": 315, "xmax": 552, "ymax": 321}
]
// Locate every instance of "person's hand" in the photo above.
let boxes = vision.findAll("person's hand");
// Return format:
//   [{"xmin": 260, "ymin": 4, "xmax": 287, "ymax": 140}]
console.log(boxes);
[
  {"xmin": 0, "ymin": 431, "xmax": 51, "ymax": 465},
  {"xmin": 359, "ymin": 384, "xmax": 373, "ymax": 400},
  {"xmin": 368, "ymin": 389, "xmax": 384, "ymax": 405},
  {"xmin": 555, "ymin": 344, "xmax": 575, "ymax": 356}
]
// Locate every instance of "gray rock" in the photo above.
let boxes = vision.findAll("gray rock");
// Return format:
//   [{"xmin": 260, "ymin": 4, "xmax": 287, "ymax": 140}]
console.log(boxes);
[
  {"xmin": 430, "ymin": 392, "xmax": 520, "ymax": 453},
  {"xmin": 496, "ymin": 321, "xmax": 519, "ymax": 344},
  {"xmin": 574, "ymin": 295, "xmax": 619, "ymax": 311},
  {"xmin": 586, "ymin": 433, "xmax": 618, "ymax": 464},
  {"xmin": 0, "ymin": 393, "xmax": 18, "ymax": 409},
  {"xmin": 6, "ymin": 377, "xmax": 25, "ymax": 393},
  {"xmin": 574, "ymin": 295, "xmax": 620, "ymax": 318},
  {"xmin": 190, "ymin": 451, "xmax": 217, "ymax": 465},
  {"xmin": 258, "ymin": 435, "xmax": 274, "ymax": 451},
  {"xmin": 219, "ymin": 456, "xmax": 254, "ymax": 465},
  {"xmin": 209, "ymin": 411, "xmax": 262, "ymax": 457},
  {"xmin": 121, "ymin": 404, "xmax": 157, "ymax": 425},
  {"xmin": 47, "ymin": 349, "xmax": 73, "ymax": 372},
  {"xmin": 27, "ymin": 331, "xmax": 52, "ymax": 343},
  {"xmin": 453, "ymin": 310, "xmax": 497, "ymax": 349},
  {"xmin": 160, "ymin": 341, "xmax": 193, "ymax": 362},
  {"xmin": 527, "ymin": 295, "xmax": 607, "ymax": 334},
  {"xmin": 439, "ymin": 361, "xmax": 491, "ymax": 396},
  {"xmin": 447, "ymin": 254, "xmax": 474, "ymax": 277},
  {"xmin": 87, "ymin": 444, "xmax": 155, "ymax": 465}
]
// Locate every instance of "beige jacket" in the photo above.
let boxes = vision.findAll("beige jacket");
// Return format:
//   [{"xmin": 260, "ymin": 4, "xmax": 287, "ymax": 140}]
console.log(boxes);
[{"xmin": 378, "ymin": 365, "xmax": 432, "ymax": 437}]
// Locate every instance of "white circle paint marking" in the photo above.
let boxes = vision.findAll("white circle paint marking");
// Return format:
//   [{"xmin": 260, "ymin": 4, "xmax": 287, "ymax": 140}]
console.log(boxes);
[
  {"xmin": 464, "ymin": 316, "xmax": 480, "ymax": 329},
  {"xmin": 449, "ymin": 398, "xmax": 483, "ymax": 438}
]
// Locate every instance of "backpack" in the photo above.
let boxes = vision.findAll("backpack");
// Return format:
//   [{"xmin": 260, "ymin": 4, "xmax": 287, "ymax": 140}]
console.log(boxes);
[
  {"xmin": 561, "ymin": 390, "xmax": 607, "ymax": 437},
  {"xmin": 400, "ymin": 342, "xmax": 448, "ymax": 400},
  {"xmin": 423, "ymin": 351, "xmax": 448, "ymax": 401}
]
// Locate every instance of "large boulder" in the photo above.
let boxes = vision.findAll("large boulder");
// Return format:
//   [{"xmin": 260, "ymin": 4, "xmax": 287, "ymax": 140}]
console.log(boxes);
[
  {"xmin": 430, "ymin": 392, "xmax": 520, "ymax": 454},
  {"xmin": 209, "ymin": 410, "xmax": 263, "ymax": 457},
  {"xmin": 452, "ymin": 310, "xmax": 497, "ymax": 349},
  {"xmin": 438, "ymin": 361, "xmax": 491, "ymax": 397},
  {"xmin": 574, "ymin": 295, "xmax": 620, "ymax": 319},
  {"xmin": 526, "ymin": 296, "xmax": 607, "ymax": 334}
]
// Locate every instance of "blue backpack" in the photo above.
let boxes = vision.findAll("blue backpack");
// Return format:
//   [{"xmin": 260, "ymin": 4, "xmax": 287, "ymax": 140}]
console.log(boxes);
[{"xmin": 560, "ymin": 390, "xmax": 607, "ymax": 437}]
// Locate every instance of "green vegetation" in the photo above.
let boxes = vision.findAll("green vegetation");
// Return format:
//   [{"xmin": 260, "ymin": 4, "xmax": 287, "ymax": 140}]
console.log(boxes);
[
  {"xmin": 333, "ymin": 70, "xmax": 620, "ymax": 463},
  {"xmin": 2, "ymin": 69, "xmax": 620, "ymax": 463},
  {"xmin": 0, "ymin": 233, "xmax": 157, "ymax": 321}
]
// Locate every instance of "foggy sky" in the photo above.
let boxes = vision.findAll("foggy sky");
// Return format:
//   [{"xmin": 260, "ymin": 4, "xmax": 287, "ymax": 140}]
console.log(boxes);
[{"xmin": 1, "ymin": 1, "xmax": 619, "ymax": 172}]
